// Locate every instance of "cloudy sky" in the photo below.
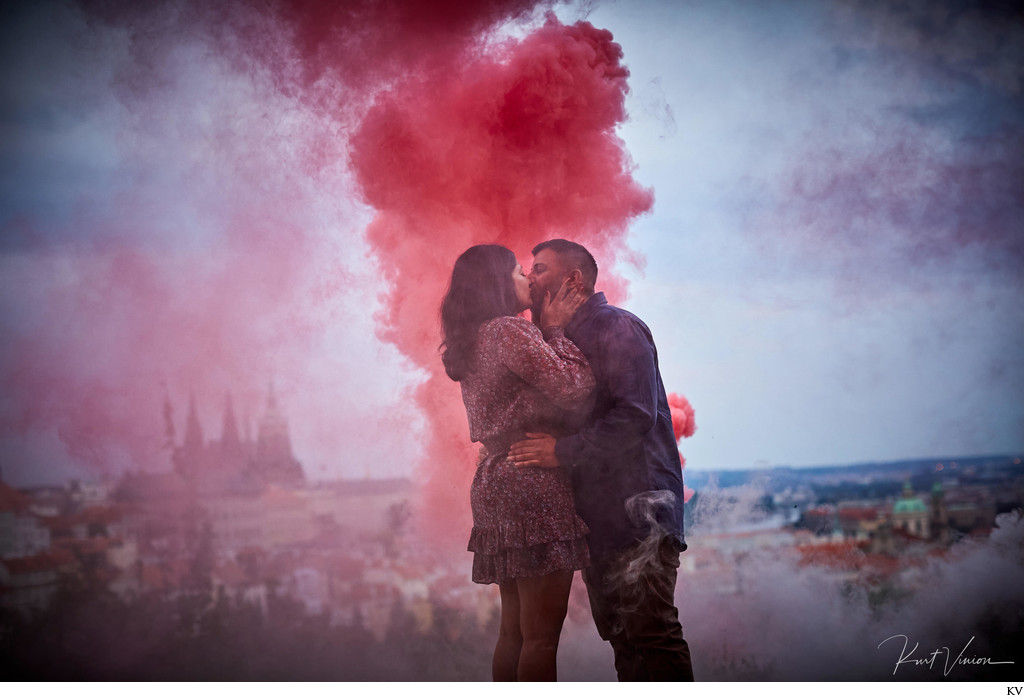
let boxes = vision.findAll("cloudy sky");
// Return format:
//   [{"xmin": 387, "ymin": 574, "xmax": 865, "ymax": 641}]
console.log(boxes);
[
  {"xmin": 587, "ymin": 0, "xmax": 1023, "ymax": 471},
  {"xmin": 0, "ymin": 0, "xmax": 1021, "ymax": 488}
]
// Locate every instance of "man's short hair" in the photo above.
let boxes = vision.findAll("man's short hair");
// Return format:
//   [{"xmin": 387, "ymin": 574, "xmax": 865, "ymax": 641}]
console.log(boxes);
[{"xmin": 532, "ymin": 239, "xmax": 598, "ymax": 293}]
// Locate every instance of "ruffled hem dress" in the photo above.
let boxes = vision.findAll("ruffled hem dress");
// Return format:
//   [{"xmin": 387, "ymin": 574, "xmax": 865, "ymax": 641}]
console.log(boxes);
[{"xmin": 458, "ymin": 316, "xmax": 595, "ymax": 585}]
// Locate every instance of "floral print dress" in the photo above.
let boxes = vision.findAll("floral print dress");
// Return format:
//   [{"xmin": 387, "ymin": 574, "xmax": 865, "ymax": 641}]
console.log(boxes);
[{"xmin": 459, "ymin": 315, "xmax": 595, "ymax": 584}]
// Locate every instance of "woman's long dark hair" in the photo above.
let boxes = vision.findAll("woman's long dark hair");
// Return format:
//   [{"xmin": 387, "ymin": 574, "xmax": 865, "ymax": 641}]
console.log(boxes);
[{"xmin": 440, "ymin": 244, "xmax": 520, "ymax": 381}]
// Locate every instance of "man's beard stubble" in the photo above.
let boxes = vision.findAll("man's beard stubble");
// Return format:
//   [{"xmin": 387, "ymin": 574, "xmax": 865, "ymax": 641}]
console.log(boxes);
[{"xmin": 529, "ymin": 280, "xmax": 562, "ymax": 327}]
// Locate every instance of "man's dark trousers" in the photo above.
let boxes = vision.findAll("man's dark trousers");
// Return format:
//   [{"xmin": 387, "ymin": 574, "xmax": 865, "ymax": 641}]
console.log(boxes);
[{"xmin": 582, "ymin": 535, "xmax": 694, "ymax": 681}]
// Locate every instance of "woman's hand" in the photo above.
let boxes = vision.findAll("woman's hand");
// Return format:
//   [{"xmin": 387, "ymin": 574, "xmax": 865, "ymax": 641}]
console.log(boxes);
[{"xmin": 539, "ymin": 278, "xmax": 585, "ymax": 329}]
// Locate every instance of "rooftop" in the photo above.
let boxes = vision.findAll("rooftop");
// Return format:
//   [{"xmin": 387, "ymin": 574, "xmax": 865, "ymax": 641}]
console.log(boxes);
[
  {"xmin": 893, "ymin": 497, "xmax": 928, "ymax": 514},
  {"xmin": 0, "ymin": 481, "xmax": 30, "ymax": 513}
]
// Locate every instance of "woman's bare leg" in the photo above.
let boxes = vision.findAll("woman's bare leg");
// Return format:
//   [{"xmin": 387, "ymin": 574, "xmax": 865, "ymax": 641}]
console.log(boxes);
[
  {"xmin": 494, "ymin": 581, "xmax": 523, "ymax": 681},
  {"xmin": 516, "ymin": 570, "xmax": 574, "ymax": 681}
]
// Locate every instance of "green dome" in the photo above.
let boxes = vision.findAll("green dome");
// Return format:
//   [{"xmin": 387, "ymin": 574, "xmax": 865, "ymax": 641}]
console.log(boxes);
[{"xmin": 893, "ymin": 497, "xmax": 927, "ymax": 514}]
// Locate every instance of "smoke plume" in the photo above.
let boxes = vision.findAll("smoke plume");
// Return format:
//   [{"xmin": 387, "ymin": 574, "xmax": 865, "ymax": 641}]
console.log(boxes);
[
  {"xmin": 348, "ymin": 15, "xmax": 653, "ymax": 539},
  {"xmin": 0, "ymin": 2, "xmax": 656, "ymax": 544}
]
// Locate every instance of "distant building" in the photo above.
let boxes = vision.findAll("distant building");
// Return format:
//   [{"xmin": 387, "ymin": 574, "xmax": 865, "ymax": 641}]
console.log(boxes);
[
  {"xmin": 946, "ymin": 499, "xmax": 997, "ymax": 534},
  {"xmin": 307, "ymin": 479, "xmax": 415, "ymax": 536},
  {"xmin": 115, "ymin": 384, "xmax": 305, "ymax": 505},
  {"xmin": 200, "ymin": 486, "xmax": 316, "ymax": 555},
  {"xmin": 170, "ymin": 385, "xmax": 305, "ymax": 494},
  {"xmin": 0, "ymin": 551, "xmax": 72, "ymax": 613},
  {"xmin": 836, "ymin": 503, "xmax": 886, "ymax": 541},
  {"xmin": 0, "ymin": 481, "xmax": 51, "ymax": 558},
  {"xmin": 111, "ymin": 388, "xmax": 417, "ymax": 564},
  {"xmin": 891, "ymin": 481, "xmax": 930, "ymax": 539},
  {"xmin": 0, "ymin": 481, "xmax": 133, "ymax": 614},
  {"xmin": 833, "ymin": 481, "xmax": 994, "ymax": 555},
  {"xmin": 928, "ymin": 482, "xmax": 950, "ymax": 544},
  {"xmin": 798, "ymin": 505, "xmax": 839, "ymax": 537}
]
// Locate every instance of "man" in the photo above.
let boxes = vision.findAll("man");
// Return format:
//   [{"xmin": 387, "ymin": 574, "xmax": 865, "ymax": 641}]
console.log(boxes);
[{"xmin": 509, "ymin": 239, "xmax": 694, "ymax": 682}]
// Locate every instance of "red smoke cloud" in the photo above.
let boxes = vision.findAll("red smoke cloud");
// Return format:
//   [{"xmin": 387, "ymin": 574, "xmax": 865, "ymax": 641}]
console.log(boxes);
[
  {"xmin": 668, "ymin": 392, "xmax": 697, "ymax": 442},
  {"xmin": 76, "ymin": 0, "xmax": 549, "ymax": 121},
  {"xmin": 349, "ymin": 16, "xmax": 653, "ymax": 539},
  {"xmin": 268, "ymin": 0, "xmax": 544, "ymax": 92},
  {"xmin": 3, "ymin": 0, "xmax": 555, "ymax": 484},
  {"xmin": 1, "ymin": 0, "xmax": 369, "ymax": 481},
  {"xmin": 3, "ymin": 2, "xmax": 663, "ymax": 546},
  {"xmin": 0, "ymin": 215, "xmax": 324, "ymax": 477}
]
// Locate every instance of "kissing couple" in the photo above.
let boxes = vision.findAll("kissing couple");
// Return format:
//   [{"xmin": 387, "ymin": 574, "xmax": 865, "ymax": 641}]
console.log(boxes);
[{"xmin": 440, "ymin": 239, "xmax": 694, "ymax": 682}]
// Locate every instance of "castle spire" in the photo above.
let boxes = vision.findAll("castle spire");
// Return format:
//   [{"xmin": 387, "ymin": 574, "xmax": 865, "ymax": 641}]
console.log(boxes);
[
  {"xmin": 254, "ymin": 380, "xmax": 304, "ymax": 487},
  {"xmin": 183, "ymin": 391, "xmax": 204, "ymax": 452},
  {"xmin": 221, "ymin": 392, "xmax": 241, "ymax": 452},
  {"xmin": 162, "ymin": 389, "xmax": 176, "ymax": 450}
]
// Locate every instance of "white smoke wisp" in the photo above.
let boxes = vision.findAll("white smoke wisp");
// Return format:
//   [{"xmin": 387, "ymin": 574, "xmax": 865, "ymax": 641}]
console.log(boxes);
[
  {"xmin": 621, "ymin": 489, "xmax": 677, "ymax": 584},
  {"xmin": 675, "ymin": 511, "xmax": 1024, "ymax": 680},
  {"xmin": 559, "ymin": 478, "xmax": 1023, "ymax": 681},
  {"xmin": 688, "ymin": 475, "xmax": 776, "ymax": 534}
]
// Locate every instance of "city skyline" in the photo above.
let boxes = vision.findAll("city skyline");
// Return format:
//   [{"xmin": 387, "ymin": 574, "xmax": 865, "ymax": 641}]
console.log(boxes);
[{"xmin": 1, "ymin": 440, "xmax": 1019, "ymax": 680}]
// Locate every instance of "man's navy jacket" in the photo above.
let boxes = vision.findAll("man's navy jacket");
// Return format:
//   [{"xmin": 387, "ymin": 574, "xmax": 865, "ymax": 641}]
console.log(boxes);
[{"xmin": 554, "ymin": 292, "xmax": 687, "ymax": 558}]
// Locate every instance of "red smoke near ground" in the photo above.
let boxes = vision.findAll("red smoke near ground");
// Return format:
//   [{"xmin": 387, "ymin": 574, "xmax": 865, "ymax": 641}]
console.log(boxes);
[{"xmin": 350, "ymin": 15, "xmax": 654, "ymax": 540}]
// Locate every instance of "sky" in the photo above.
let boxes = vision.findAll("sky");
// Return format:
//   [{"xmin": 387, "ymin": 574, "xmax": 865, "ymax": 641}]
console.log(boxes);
[
  {"xmin": 0, "ymin": 0, "xmax": 1022, "ymax": 490},
  {"xmin": 570, "ymin": 0, "xmax": 1024, "ymax": 471}
]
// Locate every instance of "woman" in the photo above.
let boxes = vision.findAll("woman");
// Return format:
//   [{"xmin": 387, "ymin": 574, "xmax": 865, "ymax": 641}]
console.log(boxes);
[{"xmin": 440, "ymin": 244, "xmax": 594, "ymax": 682}]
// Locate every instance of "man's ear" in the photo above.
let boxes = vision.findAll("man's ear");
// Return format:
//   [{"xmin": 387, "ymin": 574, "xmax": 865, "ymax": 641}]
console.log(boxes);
[{"xmin": 568, "ymin": 269, "xmax": 583, "ymax": 286}]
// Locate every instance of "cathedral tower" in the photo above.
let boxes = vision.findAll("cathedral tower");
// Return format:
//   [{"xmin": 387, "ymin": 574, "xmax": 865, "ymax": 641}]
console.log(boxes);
[{"xmin": 254, "ymin": 382, "xmax": 304, "ymax": 487}]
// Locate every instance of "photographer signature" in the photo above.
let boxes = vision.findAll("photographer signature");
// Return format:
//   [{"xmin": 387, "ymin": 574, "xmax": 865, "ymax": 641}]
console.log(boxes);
[{"xmin": 878, "ymin": 634, "xmax": 1015, "ymax": 677}]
